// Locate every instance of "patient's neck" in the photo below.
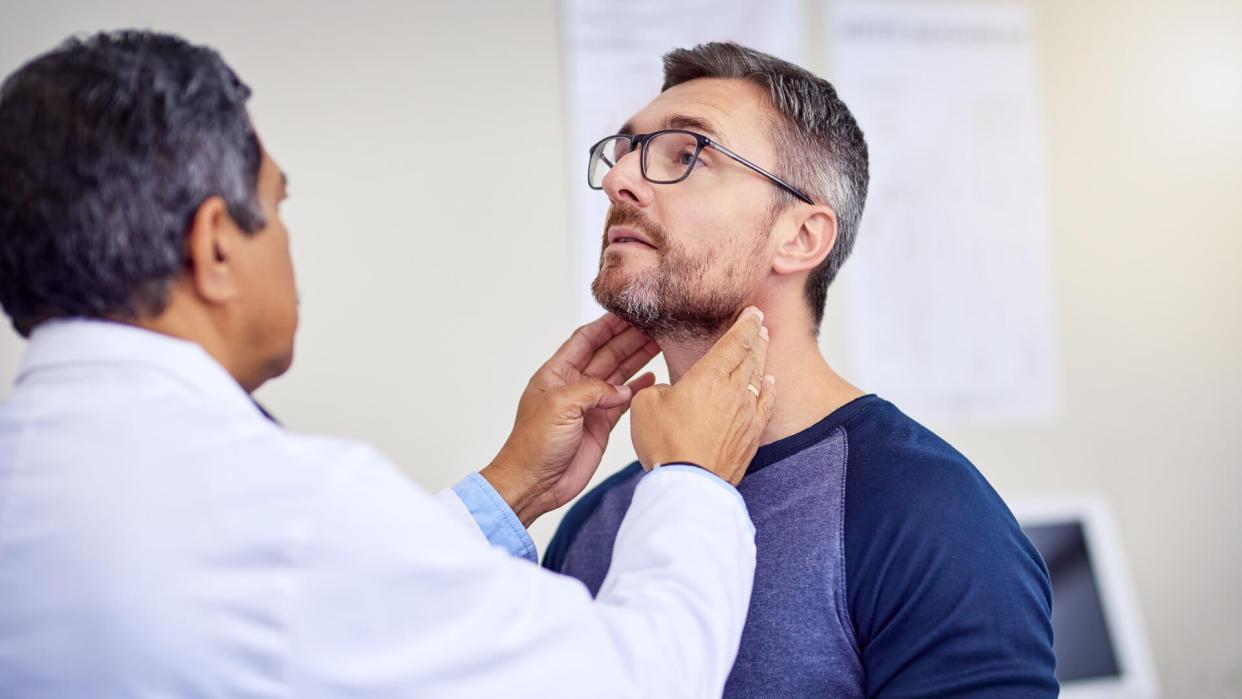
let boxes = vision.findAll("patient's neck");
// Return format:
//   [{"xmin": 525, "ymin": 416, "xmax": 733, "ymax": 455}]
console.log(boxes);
[{"xmin": 660, "ymin": 312, "xmax": 865, "ymax": 446}]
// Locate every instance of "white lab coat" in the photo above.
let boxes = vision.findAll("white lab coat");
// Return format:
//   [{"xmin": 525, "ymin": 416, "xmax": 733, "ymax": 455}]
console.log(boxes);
[{"xmin": 0, "ymin": 319, "xmax": 755, "ymax": 698}]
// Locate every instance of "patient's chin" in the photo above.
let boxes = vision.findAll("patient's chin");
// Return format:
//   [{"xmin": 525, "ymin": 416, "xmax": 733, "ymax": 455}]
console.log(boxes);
[{"xmin": 591, "ymin": 273, "xmax": 658, "ymax": 327}]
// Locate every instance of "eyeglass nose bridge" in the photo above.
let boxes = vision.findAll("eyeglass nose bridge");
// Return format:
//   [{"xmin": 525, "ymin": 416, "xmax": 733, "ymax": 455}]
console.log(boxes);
[
  {"xmin": 586, "ymin": 135, "xmax": 633, "ymax": 195},
  {"xmin": 591, "ymin": 134, "xmax": 637, "ymax": 170}
]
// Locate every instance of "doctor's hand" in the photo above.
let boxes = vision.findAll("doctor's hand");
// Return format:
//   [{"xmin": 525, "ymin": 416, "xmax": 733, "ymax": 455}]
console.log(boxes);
[
  {"xmin": 629, "ymin": 307, "xmax": 776, "ymax": 486},
  {"xmin": 481, "ymin": 313, "xmax": 659, "ymax": 527}
]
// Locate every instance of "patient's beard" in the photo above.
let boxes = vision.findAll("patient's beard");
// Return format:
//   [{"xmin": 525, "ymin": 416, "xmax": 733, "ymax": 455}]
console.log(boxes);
[{"xmin": 591, "ymin": 206, "xmax": 766, "ymax": 342}]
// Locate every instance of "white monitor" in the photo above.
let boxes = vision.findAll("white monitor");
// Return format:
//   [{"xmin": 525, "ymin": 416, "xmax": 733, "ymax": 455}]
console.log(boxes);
[{"xmin": 1011, "ymin": 497, "xmax": 1160, "ymax": 699}]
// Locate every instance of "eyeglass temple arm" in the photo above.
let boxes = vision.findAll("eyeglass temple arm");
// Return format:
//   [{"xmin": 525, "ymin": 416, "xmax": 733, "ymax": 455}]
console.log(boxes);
[{"xmin": 707, "ymin": 140, "xmax": 815, "ymax": 205}]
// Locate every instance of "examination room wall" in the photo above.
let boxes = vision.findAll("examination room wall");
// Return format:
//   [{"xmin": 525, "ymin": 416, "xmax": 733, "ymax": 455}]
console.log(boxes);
[{"xmin": 0, "ymin": 0, "xmax": 1238, "ymax": 695}]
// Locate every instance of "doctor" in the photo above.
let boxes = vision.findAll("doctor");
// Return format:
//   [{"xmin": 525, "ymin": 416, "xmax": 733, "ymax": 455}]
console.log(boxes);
[{"xmin": 0, "ymin": 31, "xmax": 777, "ymax": 697}]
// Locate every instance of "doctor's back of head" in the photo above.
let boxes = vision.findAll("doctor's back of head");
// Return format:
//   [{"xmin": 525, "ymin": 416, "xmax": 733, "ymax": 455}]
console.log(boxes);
[{"xmin": 0, "ymin": 30, "xmax": 298, "ymax": 391}]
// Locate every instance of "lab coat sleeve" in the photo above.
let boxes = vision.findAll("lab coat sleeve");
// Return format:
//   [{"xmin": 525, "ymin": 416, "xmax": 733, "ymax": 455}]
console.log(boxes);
[{"xmin": 287, "ymin": 445, "xmax": 755, "ymax": 698}]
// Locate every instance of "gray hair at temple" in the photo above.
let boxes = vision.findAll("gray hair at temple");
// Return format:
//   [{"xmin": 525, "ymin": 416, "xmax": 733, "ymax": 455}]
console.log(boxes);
[{"xmin": 662, "ymin": 42, "xmax": 869, "ymax": 328}]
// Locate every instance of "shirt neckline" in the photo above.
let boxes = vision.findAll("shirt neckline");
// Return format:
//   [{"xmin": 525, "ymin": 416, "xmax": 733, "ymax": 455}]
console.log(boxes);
[{"xmin": 746, "ymin": 394, "xmax": 884, "ymax": 475}]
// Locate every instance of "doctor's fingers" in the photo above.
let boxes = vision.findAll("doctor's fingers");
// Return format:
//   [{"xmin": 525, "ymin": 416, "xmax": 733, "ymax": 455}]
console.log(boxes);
[
  {"xmin": 690, "ymin": 307, "xmax": 765, "ymax": 382},
  {"xmin": 583, "ymin": 326, "xmax": 657, "ymax": 383},
  {"xmin": 545, "ymin": 312, "xmax": 630, "ymax": 373}
]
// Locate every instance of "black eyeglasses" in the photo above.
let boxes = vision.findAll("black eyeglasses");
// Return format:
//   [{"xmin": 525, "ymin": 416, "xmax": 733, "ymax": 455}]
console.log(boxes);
[{"xmin": 587, "ymin": 129, "xmax": 814, "ymax": 205}]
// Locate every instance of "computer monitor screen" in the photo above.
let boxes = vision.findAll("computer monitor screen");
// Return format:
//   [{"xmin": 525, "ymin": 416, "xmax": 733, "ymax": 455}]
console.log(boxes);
[
  {"xmin": 1022, "ymin": 520, "xmax": 1120, "ymax": 682},
  {"xmin": 1012, "ymin": 498, "xmax": 1159, "ymax": 699}
]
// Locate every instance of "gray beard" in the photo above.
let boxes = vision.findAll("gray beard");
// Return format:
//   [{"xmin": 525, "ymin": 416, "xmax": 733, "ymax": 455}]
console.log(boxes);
[
  {"xmin": 591, "ymin": 250, "xmax": 749, "ymax": 342},
  {"xmin": 609, "ymin": 272, "xmax": 660, "ymax": 329},
  {"xmin": 591, "ymin": 203, "xmax": 779, "ymax": 342}
]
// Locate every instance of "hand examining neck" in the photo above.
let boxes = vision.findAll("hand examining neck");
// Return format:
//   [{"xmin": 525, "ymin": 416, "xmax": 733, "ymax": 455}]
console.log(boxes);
[
  {"xmin": 659, "ymin": 308, "xmax": 865, "ymax": 448},
  {"xmin": 481, "ymin": 313, "xmax": 661, "ymax": 527}
]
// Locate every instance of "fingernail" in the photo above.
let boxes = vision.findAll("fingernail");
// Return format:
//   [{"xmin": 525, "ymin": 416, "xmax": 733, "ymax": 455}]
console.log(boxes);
[
  {"xmin": 765, "ymin": 374, "xmax": 776, "ymax": 385},
  {"xmin": 759, "ymin": 325, "xmax": 769, "ymax": 340},
  {"xmin": 746, "ymin": 306, "xmax": 764, "ymax": 322}
]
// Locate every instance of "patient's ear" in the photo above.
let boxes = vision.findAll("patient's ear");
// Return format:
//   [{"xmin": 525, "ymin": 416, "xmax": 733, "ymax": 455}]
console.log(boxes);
[
  {"xmin": 183, "ymin": 196, "xmax": 244, "ymax": 305},
  {"xmin": 772, "ymin": 206, "xmax": 838, "ymax": 277}
]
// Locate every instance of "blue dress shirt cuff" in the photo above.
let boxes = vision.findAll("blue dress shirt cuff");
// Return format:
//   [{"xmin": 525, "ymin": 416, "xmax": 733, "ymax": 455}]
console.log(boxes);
[{"xmin": 451, "ymin": 472, "xmax": 538, "ymax": 563}]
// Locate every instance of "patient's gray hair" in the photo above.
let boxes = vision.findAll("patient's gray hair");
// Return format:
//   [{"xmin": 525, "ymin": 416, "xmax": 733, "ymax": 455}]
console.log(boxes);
[{"xmin": 662, "ymin": 42, "xmax": 869, "ymax": 328}]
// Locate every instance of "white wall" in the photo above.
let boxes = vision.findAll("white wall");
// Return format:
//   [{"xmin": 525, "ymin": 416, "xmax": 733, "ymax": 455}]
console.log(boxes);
[{"xmin": 1, "ymin": 1, "xmax": 1238, "ymax": 695}]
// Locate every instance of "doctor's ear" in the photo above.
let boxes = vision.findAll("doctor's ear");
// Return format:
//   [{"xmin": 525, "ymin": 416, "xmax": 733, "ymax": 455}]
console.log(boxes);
[
  {"xmin": 184, "ymin": 195, "xmax": 245, "ymax": 305},
  {"xmin": 772, "ymin": 206, "xmax": 838, "ymax": 277}
]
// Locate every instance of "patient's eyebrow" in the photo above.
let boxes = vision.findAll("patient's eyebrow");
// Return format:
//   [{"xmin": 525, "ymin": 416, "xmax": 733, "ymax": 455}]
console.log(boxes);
[
  {"xmin": 664, "ymin": 114, "xmax": 722, "ymax": 140},
  {"xmin": 616, "ymin": 114, "xmax": 724, "ymax": 140},
  {"xmin": 613, "ymin": 113, "xmax": 725, "ymax": 142}
]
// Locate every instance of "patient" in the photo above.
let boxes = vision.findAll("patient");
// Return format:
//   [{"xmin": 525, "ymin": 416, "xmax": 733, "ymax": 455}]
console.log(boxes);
[{"xmin": 544, "ymin": 42, "xmax": 1059, "ymax": 697}]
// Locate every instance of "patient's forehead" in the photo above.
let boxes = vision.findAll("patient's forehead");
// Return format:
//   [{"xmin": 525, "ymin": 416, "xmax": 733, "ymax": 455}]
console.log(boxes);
[{"xmin": 626, "ymin": 78, "xmax": 777, "ymax": 159}]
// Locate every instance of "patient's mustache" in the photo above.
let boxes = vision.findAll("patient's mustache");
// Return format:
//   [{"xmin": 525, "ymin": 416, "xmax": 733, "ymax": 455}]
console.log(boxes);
[{"xmin": 604, "ymin": 204, "xmax": 668, "ymax": 250}]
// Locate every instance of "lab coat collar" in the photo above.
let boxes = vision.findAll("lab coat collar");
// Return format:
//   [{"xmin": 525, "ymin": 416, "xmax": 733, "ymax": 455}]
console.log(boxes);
[{"xmin": 15, "ymin": 317, "xmax": 264, "ymax": 418}]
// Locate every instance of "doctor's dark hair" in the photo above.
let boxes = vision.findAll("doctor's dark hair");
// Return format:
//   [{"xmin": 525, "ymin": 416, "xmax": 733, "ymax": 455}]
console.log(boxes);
[
  {"xmin": 662, "ymin": 42, "xmax": 869, "ymax": 329},
  {"xmin": 0, "ymin": 30, "xmax": 265, "ymax": 337}
]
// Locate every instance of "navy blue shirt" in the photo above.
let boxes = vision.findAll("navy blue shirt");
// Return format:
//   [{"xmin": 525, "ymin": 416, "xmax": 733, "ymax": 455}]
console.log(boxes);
[{"xmin": 545, "ymin": 395, "xmax": 1058, "ymax": 697}]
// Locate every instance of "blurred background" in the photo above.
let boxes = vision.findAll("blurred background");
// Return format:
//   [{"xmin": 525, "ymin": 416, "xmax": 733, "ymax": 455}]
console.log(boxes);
[{"xmin": 1, "ymin": 0, "xmax": 1238, "ymax": 695}]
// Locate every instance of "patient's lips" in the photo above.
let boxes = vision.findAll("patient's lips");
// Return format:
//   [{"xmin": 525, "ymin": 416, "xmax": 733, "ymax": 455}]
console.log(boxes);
[{"xmin": 606, "ymin": 225, "xmax": 657, "ymax": 250}]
